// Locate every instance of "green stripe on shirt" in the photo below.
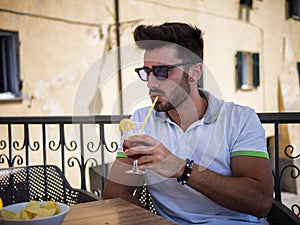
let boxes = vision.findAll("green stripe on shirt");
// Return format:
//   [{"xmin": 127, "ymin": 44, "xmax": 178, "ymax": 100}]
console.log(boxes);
[
  {"xmin": 231, "ymin": 150, "xmax": 269, "ymax": 159},
  {"xmin": 117, "ymin": 152, "xmax": 128, "ymax": 158}
]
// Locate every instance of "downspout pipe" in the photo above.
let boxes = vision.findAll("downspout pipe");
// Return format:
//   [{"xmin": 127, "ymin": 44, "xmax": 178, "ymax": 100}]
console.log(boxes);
[{"xmin": 115, "ymin": 0, "xmax": 123, "ymax": 114}]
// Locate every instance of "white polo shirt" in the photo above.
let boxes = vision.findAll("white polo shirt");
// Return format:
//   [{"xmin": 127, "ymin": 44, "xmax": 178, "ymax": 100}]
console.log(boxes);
[{"xmin": 118, "ymin": 89, "xmax": 269, "ymax": 225}]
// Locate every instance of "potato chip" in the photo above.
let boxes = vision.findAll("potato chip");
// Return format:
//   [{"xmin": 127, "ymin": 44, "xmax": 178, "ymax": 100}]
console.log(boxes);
[
  {"xmin": 21, "ymin": 210, "xmax": 32, "ymax": 219},
  {"xmin": 24, "ymin": 204, "xmax": 42, "ymax": 215},
  {"xmin": 43, "ymin": 201, "xmax": 60, "ymax": 214},
  {"xmin": 28, "ymin": 201, "xmax": 40, "ymax": 208},
  {"xmin": 0, "ymin": 209, "xmax": 16, "ymax": 219},
  {"xmin": 15, "ymin": 211, "xmax": 32, "ymax": 220},
  {"xmin": 32, "ymin": 208, "xmax": 56, "ymax": 218}
]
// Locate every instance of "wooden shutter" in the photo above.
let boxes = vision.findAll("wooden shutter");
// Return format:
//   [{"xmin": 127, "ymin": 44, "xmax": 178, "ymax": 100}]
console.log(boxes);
[
  {"xmin": 297, "ymin": 62, "xmax": 300, "ymax": 83},
  {"xmin": 198, "ymin": 71, "xmax": 204, "ymax": 88},
  {"xmin": 252, "ymin": 53, "xmax": 260, "ymax": 87},
  {"xmin": 236, "ymin": 51, "xmax": 243, "ymax": 89}
]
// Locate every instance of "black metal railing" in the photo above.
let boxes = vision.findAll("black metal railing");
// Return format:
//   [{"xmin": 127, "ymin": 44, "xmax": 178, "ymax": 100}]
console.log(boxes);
[
  {"xmin": 0, "ymin": 112, "xmax": 299, "ymax": 214},
  {"xmin": 0, "ymin": 115, "xmax": 128, "ymax": 194},
  {"xmin": 257, "ymin": 112, "xmax": 300, "ymax": 216}
]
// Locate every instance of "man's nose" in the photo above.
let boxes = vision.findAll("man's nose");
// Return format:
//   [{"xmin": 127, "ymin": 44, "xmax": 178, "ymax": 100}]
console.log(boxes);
[{"xmin": 147, "ymin": 72, "xmax": 158, "ymax": 88}]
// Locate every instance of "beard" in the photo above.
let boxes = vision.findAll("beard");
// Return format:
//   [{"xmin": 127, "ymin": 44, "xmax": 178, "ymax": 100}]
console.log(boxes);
[{"xmin": 154, "ymin": 73, "xmax": 191, "ymax": 112}]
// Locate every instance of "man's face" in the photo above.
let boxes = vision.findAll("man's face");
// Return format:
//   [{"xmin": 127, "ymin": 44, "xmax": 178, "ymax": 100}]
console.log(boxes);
[{"xmin": 144, "ymin": 46, "xmax": 191, "ymax": 112}]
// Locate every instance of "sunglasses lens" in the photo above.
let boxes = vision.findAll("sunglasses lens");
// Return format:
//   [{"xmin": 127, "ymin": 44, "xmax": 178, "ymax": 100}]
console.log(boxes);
[
  {"xmin": 137, "ymin": 69, "xmax": 149, "ymax": 81},
  {"xmin": 154, "ymin": 67, "xmax": 168, "ymax": 80},
  {"xmin": 136, "ymin": 65, "xmax": 170, "ymax": 81}
]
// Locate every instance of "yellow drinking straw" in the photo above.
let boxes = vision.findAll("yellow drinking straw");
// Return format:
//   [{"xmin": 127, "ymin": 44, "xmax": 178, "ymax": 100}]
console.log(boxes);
[{"xmin": 139, "ymin": 96, "xmax": 158, "ymax": 134}]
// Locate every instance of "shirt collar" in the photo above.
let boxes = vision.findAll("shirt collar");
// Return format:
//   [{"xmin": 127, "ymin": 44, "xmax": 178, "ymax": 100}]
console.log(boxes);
[
  {"xmin": 200, "ymin": 89, "xmax": 224, "ymax": 124},
  {"xmin": 154, "ymin": 88, "xmax": 224, "ymax": 124}
]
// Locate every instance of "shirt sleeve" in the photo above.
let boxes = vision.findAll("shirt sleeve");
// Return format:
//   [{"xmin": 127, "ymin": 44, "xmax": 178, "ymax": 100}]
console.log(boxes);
[{"xmin": 230, "ymin": 108, "xmax": 269, "ymax": 159}]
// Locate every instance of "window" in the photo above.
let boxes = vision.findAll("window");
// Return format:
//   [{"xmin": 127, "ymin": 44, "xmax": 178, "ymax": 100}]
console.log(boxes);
[
  {"xmin": 287, "ymin": 0, "xmax": 300, "ymax": 20},
  {"xmin": 0, "ymin": 30, "xmax": 21, "ymax": 100},
  {"xmin": 236, "ymin": 51, "xmax": 260, "ymax": 90},
  {"xmin": 238, "ymin": 0, "xmax": 253, "ymax": 21},
  {"xmin": 240, "ymin": 0, "xmax": 253, "ymax": 8}
]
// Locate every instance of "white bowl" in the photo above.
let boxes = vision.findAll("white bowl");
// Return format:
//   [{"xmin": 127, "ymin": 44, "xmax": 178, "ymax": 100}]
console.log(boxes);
[{"xmin": 0, "ymin": 201, "xmax": 69, "ymax": 225}]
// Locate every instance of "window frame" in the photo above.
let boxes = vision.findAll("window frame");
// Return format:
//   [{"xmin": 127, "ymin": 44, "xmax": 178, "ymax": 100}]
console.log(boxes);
[
  {"xmin": 0, "ymin": 30, "xmax": 21, "ymax": 101},
  {"xmin": 236, "ymin": 51, "xmax": 260, "ymax": 91}
]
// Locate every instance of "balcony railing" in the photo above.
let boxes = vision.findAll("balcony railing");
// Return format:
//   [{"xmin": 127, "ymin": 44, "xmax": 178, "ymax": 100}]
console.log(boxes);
[{"xmin": 0, "ymin": 112, "xmax": 299, "ymax": 216}]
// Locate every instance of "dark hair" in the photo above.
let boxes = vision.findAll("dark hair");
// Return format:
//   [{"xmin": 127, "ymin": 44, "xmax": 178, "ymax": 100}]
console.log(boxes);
[{"xmin": 134, "ymin": 22, "xmax": 204, "ymax": 62}]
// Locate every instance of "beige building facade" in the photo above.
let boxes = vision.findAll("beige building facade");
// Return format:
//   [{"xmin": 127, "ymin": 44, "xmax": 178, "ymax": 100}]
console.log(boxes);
[{"xmin": 0, "ymin": 0, "xmax": 299, "ymax": 117}]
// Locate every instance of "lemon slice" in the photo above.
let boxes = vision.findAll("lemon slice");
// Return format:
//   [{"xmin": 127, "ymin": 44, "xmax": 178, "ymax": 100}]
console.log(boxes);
[{"xmin": 119, "ymin": 118, "xmax": 135, "ymax": 131}]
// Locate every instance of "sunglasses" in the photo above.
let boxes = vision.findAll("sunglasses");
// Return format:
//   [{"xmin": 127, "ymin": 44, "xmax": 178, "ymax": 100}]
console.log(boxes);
[{"xmin": 134, "ymin": 62, "xmax": 198, "ymax": 81}]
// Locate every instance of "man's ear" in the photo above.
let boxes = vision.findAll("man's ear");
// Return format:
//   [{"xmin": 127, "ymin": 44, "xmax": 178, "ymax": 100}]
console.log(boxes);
[{"xmin": 189, "ymin": 63, "xmax": 203, "ymax": 82}]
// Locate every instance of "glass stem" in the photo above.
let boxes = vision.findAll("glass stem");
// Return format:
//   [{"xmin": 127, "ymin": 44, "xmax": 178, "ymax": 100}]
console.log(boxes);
[{"xmin": 131, "ymin": 160, "xmax": 139, "ymax": 172}]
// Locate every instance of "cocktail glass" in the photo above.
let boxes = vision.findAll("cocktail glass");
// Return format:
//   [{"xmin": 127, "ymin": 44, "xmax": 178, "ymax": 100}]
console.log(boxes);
[{"xmin": 121, "ymin": 122, "xmax": 150, "ymax": 174}]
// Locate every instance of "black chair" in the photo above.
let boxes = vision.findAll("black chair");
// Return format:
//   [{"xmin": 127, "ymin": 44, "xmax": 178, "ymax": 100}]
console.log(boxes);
[
  {"xmin": 267, "ymin": 200, "xmax": 300, "ymax": 225},
  {"xmin": 0, "ymin": 165, "xmax": 101, "ymax": 207},
  {"xmin": 138, "ymin": 185, "xmax": 157, "ymax": 214},
  {"xmin": 138, "ymin": 186, "xmax": 300, "ymax": 225}
]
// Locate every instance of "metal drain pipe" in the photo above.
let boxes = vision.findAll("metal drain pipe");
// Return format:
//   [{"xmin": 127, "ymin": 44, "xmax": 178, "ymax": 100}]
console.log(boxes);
[{"xmin": 115, "ymin": 0, "xmax": 123, "ymax": 114}]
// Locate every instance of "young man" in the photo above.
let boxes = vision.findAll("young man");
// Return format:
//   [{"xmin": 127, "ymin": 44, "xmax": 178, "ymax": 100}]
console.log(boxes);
[{"xmin": 103, "ymin": 22, "xmax": 273, "ymax": 225}]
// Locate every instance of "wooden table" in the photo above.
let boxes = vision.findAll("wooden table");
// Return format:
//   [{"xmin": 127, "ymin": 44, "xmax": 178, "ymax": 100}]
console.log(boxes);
[{"xmin": 61, "ymin": 198, "xmax": 176, "ymax": 225}]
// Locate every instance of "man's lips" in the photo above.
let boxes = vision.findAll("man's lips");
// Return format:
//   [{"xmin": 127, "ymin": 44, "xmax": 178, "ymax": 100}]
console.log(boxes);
[
  {"xmin": 150, "ymin": 95, "xmax": 159, "ymax": 102},
  {"xmin": 151, "ymin": 95, "xmax": 167, "ymax": 105},
  {"xmin": 149, "ymin": 89, "xmax": 165, "ymax": 102}
]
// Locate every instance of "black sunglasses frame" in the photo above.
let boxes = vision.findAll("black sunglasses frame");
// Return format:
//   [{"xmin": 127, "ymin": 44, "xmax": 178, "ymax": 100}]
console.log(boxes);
[{"xmin": 135, "ymin": 62, "xmax": 199, "ymax": 81}]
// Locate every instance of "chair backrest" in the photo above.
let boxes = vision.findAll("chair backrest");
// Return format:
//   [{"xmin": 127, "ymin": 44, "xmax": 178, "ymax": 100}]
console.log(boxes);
[
  {"xmin": 0, "ymin": 165, "xmax": 100, "ymax": 206},
  {"xmin": 267, "ymin": 200, "xmax": 300, "ymax": 225}
]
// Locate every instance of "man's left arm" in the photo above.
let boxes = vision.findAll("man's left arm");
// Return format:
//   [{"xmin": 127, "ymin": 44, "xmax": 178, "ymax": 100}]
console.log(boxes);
[
  {"xmin": 184, "ymin": 109, "xmax": 274, "ymax": 218},
  {"xmin": 184, "ymin": 155, "xmax": 273, "ymax": 218}
]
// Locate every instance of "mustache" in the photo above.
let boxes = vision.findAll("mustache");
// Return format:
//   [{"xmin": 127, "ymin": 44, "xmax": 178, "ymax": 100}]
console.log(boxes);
[{"xmin": 149, "ymin": 88, "xmax": 165, "ymax": 96}]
